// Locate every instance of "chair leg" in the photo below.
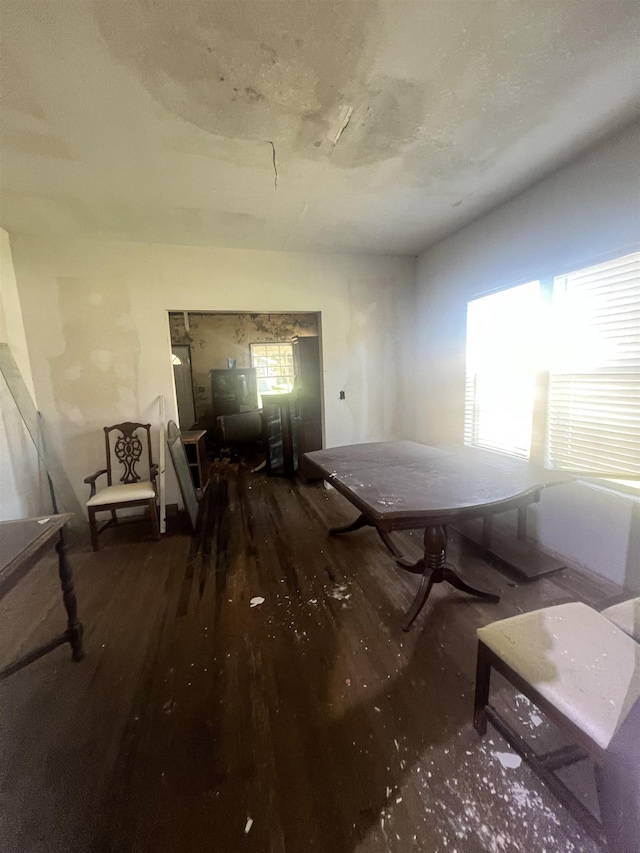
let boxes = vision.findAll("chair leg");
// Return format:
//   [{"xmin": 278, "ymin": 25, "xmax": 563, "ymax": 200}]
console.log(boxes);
[
  {"xmin": 474, "ymin": 641, "xmax": 492, "ymax": 735},
  {"xmin": 148, "ymin": 499, "xmax": 161, "ymax": 540},
  {"xmin": 88, "ymin": 509, "xmax": 100, "ymax": 552}
]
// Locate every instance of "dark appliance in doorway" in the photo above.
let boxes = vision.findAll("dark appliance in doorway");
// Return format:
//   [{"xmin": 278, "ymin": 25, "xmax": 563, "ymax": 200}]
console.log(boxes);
[{"xmin": 209, "ymin": 368, "xmax": 258, "ymax": 420}]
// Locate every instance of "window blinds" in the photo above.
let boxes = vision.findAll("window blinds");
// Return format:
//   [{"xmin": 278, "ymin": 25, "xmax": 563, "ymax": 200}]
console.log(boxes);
[{"xmin": 546, "ymin": 252, "xmax": 640, "ymax": 477}]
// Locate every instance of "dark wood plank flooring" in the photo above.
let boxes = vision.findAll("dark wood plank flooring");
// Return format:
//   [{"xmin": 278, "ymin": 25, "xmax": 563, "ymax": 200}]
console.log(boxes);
[{"xmin": 0, "ymin": 461, "xmax": 626, "ymax": 853}]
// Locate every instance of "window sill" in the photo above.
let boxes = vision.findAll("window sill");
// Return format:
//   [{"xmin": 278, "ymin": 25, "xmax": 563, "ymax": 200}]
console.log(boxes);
[{"xmin": 575, "ymin": 477, "xmax": 640, "ymax": 502}]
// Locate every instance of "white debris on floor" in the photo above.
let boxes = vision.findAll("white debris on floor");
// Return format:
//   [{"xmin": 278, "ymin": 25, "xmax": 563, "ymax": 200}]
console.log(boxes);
[
  {"xmin": 328, "ymin": 584, "xmax": 351, "ymax": 601},
  {"xmin": 370, "ymin": 737, "xmax": 598, "ymax": 853},
  {"xmin": 495, "ymin": 751, "xmax": 523, "ymax": 769}
]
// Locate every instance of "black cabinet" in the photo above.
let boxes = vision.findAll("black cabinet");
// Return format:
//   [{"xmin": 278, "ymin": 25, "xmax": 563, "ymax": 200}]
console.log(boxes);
[{"xmin": 292, "ymin": 336, "xmax": 322, "ymax": 477}]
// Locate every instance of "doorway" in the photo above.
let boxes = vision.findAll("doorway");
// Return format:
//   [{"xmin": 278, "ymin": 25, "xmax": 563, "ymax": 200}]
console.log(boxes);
[{"xmin": 168, "ymin": 311, "xmax": 321, "ymax": 430}]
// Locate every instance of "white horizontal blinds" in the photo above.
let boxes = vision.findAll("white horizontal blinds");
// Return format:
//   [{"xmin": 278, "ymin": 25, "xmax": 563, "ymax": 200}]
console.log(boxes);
[
  {"xmin": 464, "ymin": 281, "xmax": 540, "ymax": 458},
  {"xmin": 547, "ymin": 252, "xmax": 640, "ymax": 476}
]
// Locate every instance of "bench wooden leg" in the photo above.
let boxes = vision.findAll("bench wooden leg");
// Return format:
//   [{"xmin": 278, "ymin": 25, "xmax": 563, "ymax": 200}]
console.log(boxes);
[{"xmin": 474, "ymin": 641, "xmax": 491, "ymax": 735}]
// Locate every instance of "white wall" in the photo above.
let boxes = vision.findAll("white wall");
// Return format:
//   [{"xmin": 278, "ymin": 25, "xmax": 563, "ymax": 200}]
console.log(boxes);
[
  {"xmin": 415, "ymin": 120, "xmax": 640, "ymax": 591},
  {"xmin": 0, "ymin": 229, "xmax": 45, "ymax": 520},
  {"xmin": 9, "ymin": 237, "xmax": 415, "ymax": 510}
]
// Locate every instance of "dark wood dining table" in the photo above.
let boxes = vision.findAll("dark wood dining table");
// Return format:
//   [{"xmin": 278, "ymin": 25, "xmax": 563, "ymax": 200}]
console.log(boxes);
[
  {"xmin": 0, "ymin": 514, "xmax": 84, "ymax": 681},
  {"xmin": 303, "ymin": 441, "xmax": 570, "ymax": 629}
]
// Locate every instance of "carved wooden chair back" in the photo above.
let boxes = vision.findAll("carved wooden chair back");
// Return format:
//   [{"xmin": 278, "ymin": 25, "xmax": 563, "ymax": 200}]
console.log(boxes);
[
  {"xmin": 104, "ymin": 422, "xmax": 154, "ymax": 487},
  {"xmin": 85, "ymin": 422, "xmax": 160, "ymax": 551}
]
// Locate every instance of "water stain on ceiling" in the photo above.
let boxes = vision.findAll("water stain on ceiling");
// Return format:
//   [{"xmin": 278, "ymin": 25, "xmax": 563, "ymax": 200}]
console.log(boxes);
[
  {"xmin": 92, "ymin": 0, "xmax": 379, "ymax": 151},
  {"xmin": 1, "ymin": 0, "xmax": 639, "ymax": 254}
]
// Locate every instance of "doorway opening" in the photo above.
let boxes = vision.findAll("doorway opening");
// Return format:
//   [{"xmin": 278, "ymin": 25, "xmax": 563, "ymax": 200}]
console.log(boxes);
[{"xmin": 168, "ymin": 311, "xmax": 323, "ymax": 474}]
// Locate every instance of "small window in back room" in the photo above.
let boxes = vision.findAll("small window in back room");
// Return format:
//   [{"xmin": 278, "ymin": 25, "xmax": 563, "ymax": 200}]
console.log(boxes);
[
  {"xmin": 250, "ymin": 342, "xmax": 295, "ymax": 407},
  {"xmin": 464, "ymin": 281, "xmax": 542, "ymax": 458}
]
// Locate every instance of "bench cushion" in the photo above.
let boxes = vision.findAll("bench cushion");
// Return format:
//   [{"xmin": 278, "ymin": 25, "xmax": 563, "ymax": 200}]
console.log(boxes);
[
  {"xmin": 477, "ymin": 602, "xmax": 640, "ymax": 750},
  {"xmin": 601, "ymin": 597, "xmax": 640, "ymax": 643}
]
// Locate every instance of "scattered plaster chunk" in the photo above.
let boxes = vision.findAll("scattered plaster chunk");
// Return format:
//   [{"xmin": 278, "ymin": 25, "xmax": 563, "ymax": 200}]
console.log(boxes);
[{"xmin": 495, "ymin": 751, "xmax": 522, "ymax": 769}]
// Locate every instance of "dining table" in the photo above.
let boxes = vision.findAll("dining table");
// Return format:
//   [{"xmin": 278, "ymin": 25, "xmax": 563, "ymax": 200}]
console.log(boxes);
[{"xmin": 303, "ymin": 440, "xmax": 570, "ymax": 629}]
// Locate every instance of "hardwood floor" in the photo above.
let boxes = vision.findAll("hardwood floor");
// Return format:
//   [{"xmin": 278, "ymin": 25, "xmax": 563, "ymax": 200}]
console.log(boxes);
[{"xmin": 0, "ymin": 462, "xmax": 626, "ymax": 852}]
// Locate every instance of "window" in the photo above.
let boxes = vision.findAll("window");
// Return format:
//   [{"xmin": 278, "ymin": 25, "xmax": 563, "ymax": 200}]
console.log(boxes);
[
  {"xmin": 250, "ymin": 342, "xmax": 294, "ymax": 407},
  {"xmin": 464, "ymin": 251, "xmax": 640, "ymax": 484},
  {"xmin": 546, "ymin": 253, "xmax": 640, "ymax": 479}
]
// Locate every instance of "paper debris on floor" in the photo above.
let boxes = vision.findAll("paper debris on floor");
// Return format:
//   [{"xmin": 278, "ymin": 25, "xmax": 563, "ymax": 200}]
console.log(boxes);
[{"xmin": 495, "ymin": 751, "xmax": 522, "ymax": 769}]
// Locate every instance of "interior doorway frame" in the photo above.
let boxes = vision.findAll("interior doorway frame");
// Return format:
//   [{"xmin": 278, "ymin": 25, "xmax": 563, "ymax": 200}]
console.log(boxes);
[{"xmin": 167, "ymin": 309, "xmax": 325, "ymax": 445}]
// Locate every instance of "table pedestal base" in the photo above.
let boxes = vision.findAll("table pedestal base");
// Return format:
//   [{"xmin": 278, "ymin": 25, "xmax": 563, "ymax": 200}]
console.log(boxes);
[
  {"xmin": 331, "ymin": 516, "xmax": 500, "ymax": 630},
  {"xmin": 398, "ymin": 525, "xmax": 500, "ymax": 630}
]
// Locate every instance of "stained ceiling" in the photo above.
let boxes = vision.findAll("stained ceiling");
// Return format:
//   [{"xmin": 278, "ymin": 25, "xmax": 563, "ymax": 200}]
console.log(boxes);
[{"xmin": 1, "ymin": 1, "xmax": 639, "ymax": 255}]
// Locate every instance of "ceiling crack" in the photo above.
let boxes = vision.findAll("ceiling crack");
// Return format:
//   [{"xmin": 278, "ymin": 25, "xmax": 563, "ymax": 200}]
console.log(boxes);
[{"xmin": 268, "ymin": 141, "xmax": 278, "ymax": 190}]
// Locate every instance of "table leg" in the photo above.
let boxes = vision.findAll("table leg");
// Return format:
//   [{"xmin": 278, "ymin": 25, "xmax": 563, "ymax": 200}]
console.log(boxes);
[
  {"xmin": 332, "ymin": 517, "xmax": 421, "ymax": 566},
  {"xmin": 336, "ymin": 519, "xmax": 415, "ymax": 563},
  {"xmin": 329, "ymin": 514, "xmax": 374, "ymax": 536},
  {"xmin": 442, "ymin": 566, "xmax": 500, "ymax": 602},
  {"xmin": 402, "ymin": 566, "xmax": 437, "ymax": 631},
  {"xmin": 401, "ymin": 526, "xmax": 446, "ymax": 631},
  {"xmin": 481, "ymin": 515, "xmax": 493, "ymax": 549},
  {"xmin": 517, "ymin": 506, "xmax": 528, "ymax": 540},
  {"xmin": 401, "ymin": 525, "xmax": 499, "ymax": 631},
  {"xmin": 376, "ymin": 529, "xmax": 406, "ymax": 560},
  {"xmin": 56, "ymin": 528, "xmax": 85, "ymax": 661}
]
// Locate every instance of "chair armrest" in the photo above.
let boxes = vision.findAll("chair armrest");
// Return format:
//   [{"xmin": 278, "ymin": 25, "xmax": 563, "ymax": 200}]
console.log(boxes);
[
  {"xmin": 84, "ymin": 469, "xmax": 107, "ymax": 499},
  {"xmin": 150, "ymin": 463, "xmax": 159, "ymax": 481}
]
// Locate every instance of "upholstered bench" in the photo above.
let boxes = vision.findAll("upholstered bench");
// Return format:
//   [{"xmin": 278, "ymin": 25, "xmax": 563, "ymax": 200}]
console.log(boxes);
[{"xmin": 473, "ymin": 601, "xmax": 640, "ymax": 840}]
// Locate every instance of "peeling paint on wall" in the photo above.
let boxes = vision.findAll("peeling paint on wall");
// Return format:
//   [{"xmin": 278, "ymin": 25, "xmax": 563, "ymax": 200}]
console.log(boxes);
[{"xmin": 50, "ymin": 276, "xmax": 140, "ymax": 462}]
